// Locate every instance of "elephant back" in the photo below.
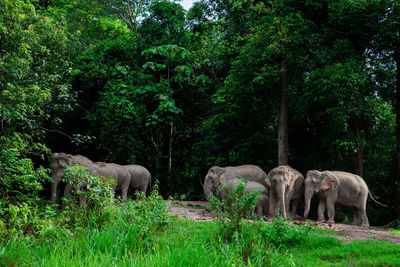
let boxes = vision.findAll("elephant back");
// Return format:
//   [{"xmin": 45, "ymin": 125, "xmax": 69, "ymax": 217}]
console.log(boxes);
[
  {"xmin": 124, "ymin": 165, "xmax": 151, "ymax": 193},
  {"xmin": 71, "ymin": 155, "xmax": 93, "ymax": 165},
  {"xmin": 244, "ymin": 181, "xmax": 268, "ymax": 195},
  {"xmin": 232, "ymin": 165, "xmax": 268, "ymax": 188}
]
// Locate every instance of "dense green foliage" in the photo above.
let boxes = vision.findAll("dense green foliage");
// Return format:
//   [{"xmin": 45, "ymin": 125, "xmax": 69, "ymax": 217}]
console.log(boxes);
[{"xmin": 1, "ymin": 0, "xmax": 400, "ymax": 234}]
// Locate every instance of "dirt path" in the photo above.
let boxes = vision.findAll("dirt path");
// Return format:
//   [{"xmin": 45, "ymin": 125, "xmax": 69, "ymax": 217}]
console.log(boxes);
[{"xmin": 168, "ymin": 200, "xmax": 400, "ymax": 244}]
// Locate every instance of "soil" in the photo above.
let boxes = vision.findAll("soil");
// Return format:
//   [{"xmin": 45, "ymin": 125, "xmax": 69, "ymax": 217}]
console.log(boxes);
[{"xmin": 168, "ymin": 200, "xmax": 400, "ymax": 244}]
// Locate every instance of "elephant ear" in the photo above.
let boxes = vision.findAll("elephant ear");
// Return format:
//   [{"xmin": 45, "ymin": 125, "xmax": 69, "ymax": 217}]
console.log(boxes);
[
  {"xmin": 320, "ymin": 172, "xmax": 336, "ymax": 191},
  {"xmin": 67, "ymin": 154, "xmax": 75, "ymax": 165},
  {"xmin": 285, "ymin": 168, "xmax": 295, "ymax": 185},
  {"xmin": 307, "ymin": 170, "xmax": 319, "ymax": 184},
  {"xmin": 265, "ymin": 175, "xmax": 271, "ymax": 187},
  {"xmin": 214, "ymin": 166, "xmax": 224, "ymax": 176},
  {"xmin": 58, "ymin": 157, "xmax": 68, "ymax": 168}
]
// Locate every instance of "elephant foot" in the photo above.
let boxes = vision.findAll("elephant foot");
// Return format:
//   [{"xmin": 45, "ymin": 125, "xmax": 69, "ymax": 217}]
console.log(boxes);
[
  {"xmin": 360, "ymin": 223, "xmax": 369, "ymax": 228},
  {"xmin": 317, "ymin": 218, "xmax": 325, "ymax": 223}
]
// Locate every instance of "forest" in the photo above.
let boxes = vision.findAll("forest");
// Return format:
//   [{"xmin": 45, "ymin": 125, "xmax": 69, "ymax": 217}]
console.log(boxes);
[{"xmin": 1, "ymin": 0, "xmax": 400, "ymax": 265}]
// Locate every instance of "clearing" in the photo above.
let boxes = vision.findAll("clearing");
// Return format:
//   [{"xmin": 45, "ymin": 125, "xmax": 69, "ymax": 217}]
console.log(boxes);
[{"xmin": 168, "ymin": 200, "xmax": 400, "ymax": 244}]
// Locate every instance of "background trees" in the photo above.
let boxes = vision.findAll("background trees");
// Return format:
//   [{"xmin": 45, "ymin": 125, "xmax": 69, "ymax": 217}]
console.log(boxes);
[{"xmin": 1, "ymin": 0, "xmax": 399, "ymax": 224}]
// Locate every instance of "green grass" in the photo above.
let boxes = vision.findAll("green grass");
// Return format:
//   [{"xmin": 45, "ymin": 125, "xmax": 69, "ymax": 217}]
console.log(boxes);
[
  {"xmin": 309, "ymin": 225, "xmax": 347, "ymax": 236},
  {"xmin": 1, "ymin": 218, "xmax": 399, "ymax": 267},
  {"xmin": 389, "ymin": 228, "xmax": 400, "ymax": 236}
]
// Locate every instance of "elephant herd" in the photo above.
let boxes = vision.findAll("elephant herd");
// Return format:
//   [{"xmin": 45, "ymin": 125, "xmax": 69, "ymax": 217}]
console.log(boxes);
[
  {"xmin": 49, "ymin": 153, "xmax": 151, "ymax": 204},
  {"xmin": 203, "ymin": 164, "xmax": 387, "ymax": 227},
  {"xmin": 49, "ymin": 152, "xmax": 386, "ymax": 227}
]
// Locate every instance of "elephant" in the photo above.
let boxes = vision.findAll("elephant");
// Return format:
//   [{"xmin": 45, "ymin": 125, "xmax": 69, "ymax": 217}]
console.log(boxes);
[
  {"xmin": 303, "ymin": 170, "xmax": 388, "ymax": 227},
  {"xmin": 203, "ymin": 165, "xmax": 269, "ymax": 200},
  {"xmin": 266, "ymin": 165, "xmax": 304, "ymax": 218},
  {"xmin": 123, "ymin": 165, "xmax": 151, "ymax": 194},
  {"xmin": 49, "ymin": 152, "xmax": 93, "ymax": 203},
  {"xmin": 203, "ymin": 165, "xmax": 269, "ymax": 216},
  {"xmin": 78, "ymin": 162, "xmax": 131, "ymax": 203}
]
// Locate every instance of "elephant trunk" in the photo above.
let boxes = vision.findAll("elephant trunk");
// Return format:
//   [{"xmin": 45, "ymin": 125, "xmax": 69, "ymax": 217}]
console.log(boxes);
[
  {"xmin": 276, "ymin": 183, "xmax": 287, "ymax": 218},
  {"xmin": 50, "ymin": 180, "xmax": 58, "ymax": 203},
  {"xmin": 304, "ymin": 186, "xmax": 313, "ymax": 218},
  {"xmin": 50, "ymin": 170, "xmax": 63, "ymax": 203},
  {"xmin": 203, "ymin": 177, "xmax": 214, "ymax": 201}
]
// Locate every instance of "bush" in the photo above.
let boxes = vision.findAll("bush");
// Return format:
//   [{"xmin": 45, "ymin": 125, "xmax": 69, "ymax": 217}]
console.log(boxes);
[
  {"xmin": 0, "ymin": 148, "xmax": 53, "ymax": 238},
  {"xmin": 117, "ymin": 182, "xmax": 171, "ymax": 241},
  {"xmin": 209, "ymin": 178, "xmax": 261, "ymax": 240},
  {"xmin": 262, "ymin": 216, "xmax": 311, "ymax": 249},
  {"xmin": 60, "ymin": 165, "xmax": 117, "ymax": 231}
]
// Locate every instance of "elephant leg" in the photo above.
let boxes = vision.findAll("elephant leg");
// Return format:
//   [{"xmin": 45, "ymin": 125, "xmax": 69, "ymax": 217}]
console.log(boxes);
[
  {"xmin": 256, "ymin": 201, "xmax": 263, "ymax": 217},
  {"xmin": 326, "ymin": 195, "xmax": 337, "ymax": 224},
  {"xmin": 139, "ymin": 184, "xmax": 147, "ymax": 194},
  {"xmin": 290, "ymin": 199, "xmax": 299, "ymax": 217},
  {"xmin": 121, "ymin": 186, "xmax": 128, "ymax": 203},
  {"xmin": 60, "ymin": 183, "xmax": 74, "ymax": 209},
  {"xmin": 140, "ymin": 179, "xmax": 150, "ymax": 194},
  {"xmin": 317, "ymin": 199, "xmax": 326, "ymax": 222},
  {"xmin": 359, "ymin": 194, "xmax": 369, "ymax": 227},
  {"xmin": 268, "ymin": 191, "xmax": 277, "ymax": 217},
  {"xmin": 359, "ymin": 207, "xmax": 369, "ymax": 227},
  {"xmin": 50, "ymin": 180, "xmax": 59, "ymax": 203},
  {"xmin": 352, "ymin": 208, "xmax": 360, "ymax": 225},
  {"xmin": 63, "ymin": 183, "xmax": 73, "ymax": 198}
]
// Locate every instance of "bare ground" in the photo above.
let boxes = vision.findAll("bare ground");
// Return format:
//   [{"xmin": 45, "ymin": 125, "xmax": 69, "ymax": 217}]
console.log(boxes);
[{"xmin": 168, "ymin": 200, "xmax": 400, "ymax": 244}]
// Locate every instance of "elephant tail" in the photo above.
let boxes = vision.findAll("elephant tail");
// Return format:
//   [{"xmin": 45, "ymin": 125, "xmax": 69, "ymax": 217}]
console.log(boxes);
[{"xmin": 368, "ymin": 190, "xmax": 389, "ymax": 208}]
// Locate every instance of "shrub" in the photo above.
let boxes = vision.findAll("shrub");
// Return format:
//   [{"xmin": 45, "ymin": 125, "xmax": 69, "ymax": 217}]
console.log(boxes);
[
  {"xmin": 117, "ymin": 182, "xmax": 171, "ymax": 239},
  {"xmin": 60, "ymin": 165, "xmax": 117, "ymax": 231},
  {"xmin": 209, "ymin": 178, "xmax": 261, "ymax": 240},
  {"xmin": 262, "ymin": 216, "xmax": 311, "ymax": 249},
  {"xmin": 0, "ymin": 148, "xmax": 53, "ymax": 238}
]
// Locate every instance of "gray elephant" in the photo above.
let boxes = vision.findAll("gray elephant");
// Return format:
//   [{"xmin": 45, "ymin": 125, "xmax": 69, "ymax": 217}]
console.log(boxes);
[
  {"xmin": 49, "ymin": 152, "xmax": 93, "ymax": 203},
  {"xmin": 203, "ymin": 165, "xmax": 268, "ymax": 200},
  {"xmin": 79, "ymin": 162, "xmax": 131, "ymax": 203},
  {"xmin": 203, "ymin": 165, "xmax": 269, "ymax": 216},
  {"xmin": 266, "ymin": 165, "xmax": 304, "ymax": 218},
  {"xmin": 303, "ymin": 170, "xmax": 387, "ymax": 227},
  {"xmin": 123, "ymin": 165, "xmax": 151, "ymax": 194}
]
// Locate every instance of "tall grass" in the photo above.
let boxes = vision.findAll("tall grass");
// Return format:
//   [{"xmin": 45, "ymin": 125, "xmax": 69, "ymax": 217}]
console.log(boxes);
[
  {"xmin": 1, "ymin": 184, "xmax": 399, "ymax": 267},
  {"xmin": 2, "ymin": 216, "xmax": 399, "ymax": 266}
]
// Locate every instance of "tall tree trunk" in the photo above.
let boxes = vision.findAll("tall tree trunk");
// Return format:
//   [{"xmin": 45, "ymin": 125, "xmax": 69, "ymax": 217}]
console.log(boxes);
[
  {"xmin": 168, "ymin": 121, "xmax": 174, "ymax": 182},
  {"xmin": 150, "ymin": 135, "xmax": 160, "ymax": 170},
  {"xmin": 355, "ymin": 124, "xmax": 364, "ymax": 177},
  {"xmin": 395, "ymin": 50, "xmax": 400, "ymax": 219},
  {"xmin": 278, "ymin": 59, "xmax": 289, "ymax": 166}
]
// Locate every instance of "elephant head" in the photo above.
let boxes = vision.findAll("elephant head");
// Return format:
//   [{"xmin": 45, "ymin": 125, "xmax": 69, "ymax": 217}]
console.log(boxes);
[
  {"xmin": 49, "ymin": 153, "xmax": 93, "ymax": 204},
  {"xmin": 49, "ymin": 153, "xmax": 74, "ymax": 202},
  {"xmin": 203, "ymin": 166, "xmax": 224, "ymax": 200},
  {"xmin": 266, "ymin": 165, "xmax": 297, "ymax": 218},
  {"xmin": 303, "ymin": 170, "xmax": 337, "ymax": 218},
  {"xmin": 50, "ymin": 153, "xmax": 73, "ymax": 179}
]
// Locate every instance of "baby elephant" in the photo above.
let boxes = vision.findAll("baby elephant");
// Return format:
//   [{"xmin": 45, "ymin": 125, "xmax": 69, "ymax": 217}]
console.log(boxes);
[
  {"xmin": 304, "ymin": 170, "xmax": 387, "ymax": 227},
  {"xmin": 217, "ymin": 178, "xmax": 269, "ymax": 216},
  {"xmin": 203, "ymin": 165, "xmax": 269, "ymax": 216}
]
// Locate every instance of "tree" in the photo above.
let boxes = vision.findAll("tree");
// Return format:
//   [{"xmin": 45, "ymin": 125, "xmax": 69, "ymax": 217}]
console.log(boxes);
[
  {"xmin": 98, "ymin": 0, "xmax": 154, "ymax": 32},
  {"xmin": 375, "ymin": 0, "xmax": 400, "ymax": 218},
  {"xmin": 0, "ymin": 0, "xmax": 76, "ymax": 148}
]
